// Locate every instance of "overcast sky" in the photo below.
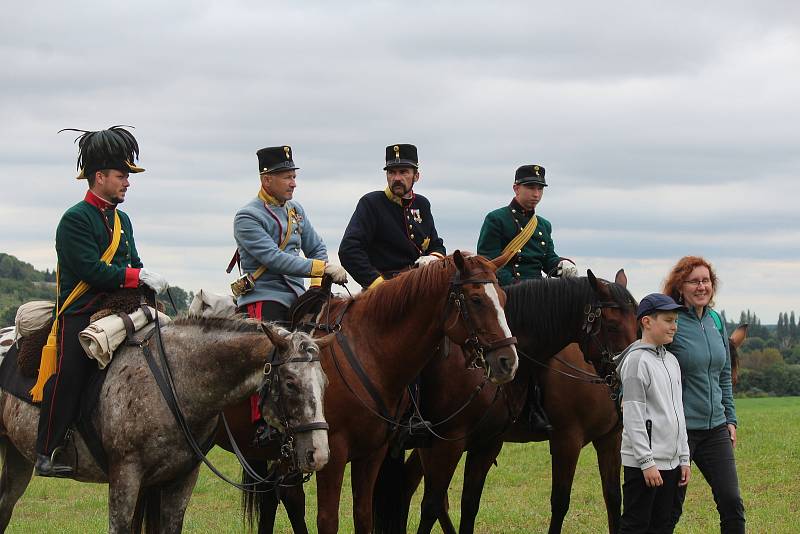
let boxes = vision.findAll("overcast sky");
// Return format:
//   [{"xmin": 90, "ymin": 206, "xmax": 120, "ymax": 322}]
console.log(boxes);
[{"xmin": 2, "ymin": 1, "xmax": 798, "ymax": 322}]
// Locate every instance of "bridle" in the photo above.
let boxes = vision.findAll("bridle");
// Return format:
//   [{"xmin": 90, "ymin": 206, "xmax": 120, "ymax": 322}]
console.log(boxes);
[
  {"xmin": 443, "ymin": 269, "xmax": 517, "ymax": 375},
  {"xmin": 576, "ymin": 298, "xmax": 631, "ymax": 400},
  {"xmin": 257, "ymin": 343, "xmax": 329, "ymax": 441}
]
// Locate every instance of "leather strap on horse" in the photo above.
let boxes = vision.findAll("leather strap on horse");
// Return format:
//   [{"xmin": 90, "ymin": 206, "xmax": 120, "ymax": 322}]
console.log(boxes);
[
  {"xmin": 31, "ymin": 210, "xmax": 123, "ymax": 401},
  {"xmin": 494, "ymin": 214, "xmax": 539, "ymax": 269},
  {"xmin": 334, "ymin": 330, "xmax": 392, "ymax": 420}
]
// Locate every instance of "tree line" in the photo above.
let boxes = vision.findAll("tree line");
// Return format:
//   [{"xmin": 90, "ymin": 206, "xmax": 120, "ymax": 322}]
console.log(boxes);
[
  {"xmin": 720, "ymin": 309, "xmax": 800, "ymax": 397},
  {"xmin": 0, "ymin": 253, "xmax": 193, "ymax": 325}
]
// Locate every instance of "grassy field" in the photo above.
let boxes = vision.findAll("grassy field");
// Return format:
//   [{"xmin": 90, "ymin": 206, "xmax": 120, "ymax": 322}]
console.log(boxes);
[{"xmin": 6, "ymin": 397, "xmax": 798, "ymax": 533}]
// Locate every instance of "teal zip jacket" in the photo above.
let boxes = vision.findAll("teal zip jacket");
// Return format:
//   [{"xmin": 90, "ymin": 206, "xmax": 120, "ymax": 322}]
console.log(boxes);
[{"xmin": 668, "ymin": 307, "xmax": 737, "ymax": 430}]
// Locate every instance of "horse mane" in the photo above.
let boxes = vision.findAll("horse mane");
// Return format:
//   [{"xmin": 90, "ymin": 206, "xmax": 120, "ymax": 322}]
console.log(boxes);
[
  {"xmin": 172, "ymin": 314, "xmax": 262, "ymax": 333},
  {"xmin": 351, "ymin": 255, "xmax": 482, "ymax": 325},
  {"xmin": 504, "ymin": 276, "xmax": 635, "ymax": 338}
]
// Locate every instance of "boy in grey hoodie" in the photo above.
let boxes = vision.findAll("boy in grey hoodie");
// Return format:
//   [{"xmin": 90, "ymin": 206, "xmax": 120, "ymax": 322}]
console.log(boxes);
[{"xmin": 616, "ymin": 294, "xmax": 691, "ymax": 533}]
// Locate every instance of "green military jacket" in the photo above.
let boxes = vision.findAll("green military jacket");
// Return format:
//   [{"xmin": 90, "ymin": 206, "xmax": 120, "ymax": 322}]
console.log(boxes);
[
  {"xmin": 56, "ymin": 191, "xmax": 143, "ymax": 313},
  {"xmin": 477, "ymin": 199, "xmax": 561, "ymax": 286}
]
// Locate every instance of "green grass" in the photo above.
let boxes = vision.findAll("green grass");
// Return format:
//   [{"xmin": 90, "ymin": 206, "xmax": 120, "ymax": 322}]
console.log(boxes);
[{"xmin": 6, "ymin": 397, "xmax": 798, "ymax": 533}]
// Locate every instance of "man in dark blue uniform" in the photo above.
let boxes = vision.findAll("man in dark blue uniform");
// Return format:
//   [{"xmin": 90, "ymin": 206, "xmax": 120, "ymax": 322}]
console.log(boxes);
[{"xmin": 339, "ymin": 144, "xmax": 446, "ymax": 289}]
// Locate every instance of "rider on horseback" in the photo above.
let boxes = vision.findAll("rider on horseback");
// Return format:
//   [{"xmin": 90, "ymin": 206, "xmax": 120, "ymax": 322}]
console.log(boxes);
[
  {"xmin": 33, "ymin": 126, "xmax": 169, "ymax": 477},
  {"xmin": 339, "ymin": 143, "xmax": 447, "ymax": 449},
  {"xmin": 477, "ymin": 164, "xmax": 578, "ymax": 433},
  {"xmin": 231, "ymin": 145, "xmax": 347, "ymax": 445},
  {"xmin": 338, "ymin": 143, "xmax": 446, "ymax": 289}
]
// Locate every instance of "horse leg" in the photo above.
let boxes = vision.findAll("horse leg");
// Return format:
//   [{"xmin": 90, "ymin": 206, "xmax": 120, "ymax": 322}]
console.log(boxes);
[
  {"xmin": 108, "ymin": 463, "xmax": 144, "ymax": 534},
  {"xmin": 403, "ymin": 450, "xmax": 425, "ymax": 518},
  {"xmin": 417, "ymin": 443, "xmax": 463, "ymax": 534},
  {"xmin": 315, "ymin": 438, "xmax": 348, "ymax": 534},
  {"xmin": 256, "ymin": 488, "xmax": 279, "ymax": 534},
  {"xmin": 547, "ymin": 434, "xmax": 582, "ymax": 534},
  {"xmin": 0, "ymin": 439, "xmax": 34, "ymax": 531},
  {"xmin": 279, "ymin": 485, "xmax": 309, "ymax": 534},
  {"xmin": 458, "ymin": 439, "xmax": 504, "ymax": 534},
  {"xmin": 159, "ymin": 464, "xmax": 200, "ymax": 534},
  {"xmin": 593, "ymin": 429, "xmax": 622, "ymax": 534},
  {"xmin": 350, "ymin": 445, "xmax": 390, "ymax": 534}
]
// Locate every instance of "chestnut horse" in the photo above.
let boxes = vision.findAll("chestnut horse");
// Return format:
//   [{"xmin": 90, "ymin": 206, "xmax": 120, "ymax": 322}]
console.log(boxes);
[
  {"xmin": 377, "ymin": 270, "xmax": 638, "ymax": 534},
  {"xmin": 233, "ymin": 251, "xmax": 519, "ymax": 533}
]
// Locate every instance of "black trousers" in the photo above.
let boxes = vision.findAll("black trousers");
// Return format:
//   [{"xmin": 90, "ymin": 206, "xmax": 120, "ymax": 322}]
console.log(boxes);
[
  {"xmin": 36, "ymin": 312, "xmax": 94, "ymax": 456},
  {"xmin": 671, "ymin": 424, "xmax": 745, "ymax": 534},
  {"xmin": 620, "ymin": 466, "xmax": 681, "ymax": 534}
]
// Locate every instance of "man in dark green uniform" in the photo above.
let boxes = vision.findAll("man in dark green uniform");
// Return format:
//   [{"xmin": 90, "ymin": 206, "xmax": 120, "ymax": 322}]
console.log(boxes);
[
  {"xmin": 33, "ymin": 126, "xmax": 168, "ymax": 477},
  {"xmin": 477, "ymin": 164, "xmax": 577, "ymax": 433}
]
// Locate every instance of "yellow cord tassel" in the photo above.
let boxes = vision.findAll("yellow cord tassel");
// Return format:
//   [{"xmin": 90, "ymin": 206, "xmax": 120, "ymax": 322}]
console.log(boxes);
[
  {"xmin": 31, "ymin": 329, "xmax": 59, "ymax": 402},
  {"xmin": 30, "ymin": 211, "xmax": 122, "ymax": 402}
]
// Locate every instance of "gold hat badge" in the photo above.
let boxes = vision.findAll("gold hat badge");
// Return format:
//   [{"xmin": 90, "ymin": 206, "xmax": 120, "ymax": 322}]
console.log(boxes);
[
  {"xmin": 393, "ymin": 145, "xmax": 400, "ymax": 159},
  {"xmin": 534, "ymin": 165, "xmax": 540, "ymax": 176},
  {"xmin": 284, "ymin": 146, "xmax": 291, "ymax": 159}
]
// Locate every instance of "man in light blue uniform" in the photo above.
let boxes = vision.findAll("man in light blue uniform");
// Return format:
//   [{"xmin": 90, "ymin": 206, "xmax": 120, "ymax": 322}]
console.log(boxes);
[{"xmin": 232, "ymin": 145, "xmax": 347, "ymax": 438}]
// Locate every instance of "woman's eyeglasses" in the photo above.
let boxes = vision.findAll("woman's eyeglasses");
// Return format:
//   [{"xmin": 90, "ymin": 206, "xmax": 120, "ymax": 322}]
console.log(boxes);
[{"xmin": 684, "ymin": 278, "xmax": 712, "ymax": 287}]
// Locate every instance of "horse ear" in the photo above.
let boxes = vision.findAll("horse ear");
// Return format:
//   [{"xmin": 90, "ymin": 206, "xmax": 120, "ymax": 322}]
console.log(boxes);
[
  {"xmin": 587, "ymin": 269, "xmax": 599, "ymax": 292},
  {"xmin": 260, "ymin": 322, "xmax": 289, "ymax": 352},
  {"xmin": 454, "ymin": 250, "xmax": 466, "ymax": 273},
  {"xmin": 314, "ymin": 332, "xmax": 337, "ymax": 349},
  {"xmin": 730, "ymin": 324, "xmax": 749, "ymax": 349},
  {"xmin": 615, "ymin": 269, "xmax": 628, "ymax": 288},
  {"xmin": 490, "ymin": 249, "xmax": 514, "ymax": 271}
]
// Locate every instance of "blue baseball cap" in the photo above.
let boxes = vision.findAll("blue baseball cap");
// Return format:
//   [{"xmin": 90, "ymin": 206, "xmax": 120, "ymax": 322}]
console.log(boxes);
[{"xmin": 637, "ymin": 293, "xmax": 682, "ymax": 320}]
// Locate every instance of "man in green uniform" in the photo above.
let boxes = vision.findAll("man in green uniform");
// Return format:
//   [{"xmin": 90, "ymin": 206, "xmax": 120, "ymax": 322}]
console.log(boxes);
[
  {"xmin": 477, "ymin": 164, "xmax": 577, "ymax": 433},
  {"xmin": 33, "ymin": 126, "xmax": 168, "ymax": 476}
]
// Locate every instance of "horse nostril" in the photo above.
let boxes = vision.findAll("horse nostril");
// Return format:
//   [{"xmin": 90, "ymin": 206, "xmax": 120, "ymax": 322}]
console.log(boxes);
[{"xmin": 306, "ymin": 450, "xmax": 316, "ymax": 466}]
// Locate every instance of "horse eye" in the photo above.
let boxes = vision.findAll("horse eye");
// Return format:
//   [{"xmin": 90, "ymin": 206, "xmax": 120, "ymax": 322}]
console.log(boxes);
[{"xmin": 469, "ymin": 296, "xmax": 483, "ymax": 305}]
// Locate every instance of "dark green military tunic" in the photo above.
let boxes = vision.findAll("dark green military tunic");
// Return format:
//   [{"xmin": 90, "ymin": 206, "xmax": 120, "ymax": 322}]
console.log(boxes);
[
  {"xmin": 56, "ymin": 191, "xmax": 143, "ymax": 313},
  {"xmin": 477, "ymin": 199, "xmax": 561, "ymax": 286}
]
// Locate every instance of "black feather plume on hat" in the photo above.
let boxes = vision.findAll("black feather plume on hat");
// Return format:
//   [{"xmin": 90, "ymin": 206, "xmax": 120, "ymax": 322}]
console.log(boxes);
[{"xmin": 59, "ymin": 125, "xmax": 145, "ymax": 179}]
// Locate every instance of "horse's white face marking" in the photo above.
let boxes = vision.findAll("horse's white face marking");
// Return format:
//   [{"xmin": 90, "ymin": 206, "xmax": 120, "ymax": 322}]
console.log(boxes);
[{"xmin": 484, "ymin": 284, "xmax": 519, "ymax": 375}]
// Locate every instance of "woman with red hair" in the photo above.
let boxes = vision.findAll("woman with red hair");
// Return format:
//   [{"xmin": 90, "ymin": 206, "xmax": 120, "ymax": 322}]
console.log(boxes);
[{"xmin": 663, "ymin": 256, "xmax": 745, "ymax": 533}]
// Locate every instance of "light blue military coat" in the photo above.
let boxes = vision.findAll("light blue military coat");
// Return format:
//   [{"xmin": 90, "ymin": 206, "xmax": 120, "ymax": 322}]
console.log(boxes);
[{"xmin": 234, "ymin": 194, "xmax": 328, "ymax": 308}]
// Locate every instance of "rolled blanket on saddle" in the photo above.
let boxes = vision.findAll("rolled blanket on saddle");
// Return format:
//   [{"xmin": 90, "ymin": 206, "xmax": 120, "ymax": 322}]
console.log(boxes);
[{"xmin": 79, "ymin": 307, "xmax": 171, "ymax": 368}]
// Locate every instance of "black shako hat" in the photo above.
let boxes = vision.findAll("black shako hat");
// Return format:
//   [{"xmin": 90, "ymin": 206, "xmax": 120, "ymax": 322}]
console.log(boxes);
[
  {"xmin": 383, "ymin": 143, "xmax": 419, "ymax": 170},
  {"xmin": 257, "ymin": 146, "xmax": 299, "ymax": 174},
  {"xmin": 514, "ymin": 164, "xmax": 547, "ymax": 186},
  {"xmin": 60, "ymin": 125, "xmax": 145, "ymax": 180}
]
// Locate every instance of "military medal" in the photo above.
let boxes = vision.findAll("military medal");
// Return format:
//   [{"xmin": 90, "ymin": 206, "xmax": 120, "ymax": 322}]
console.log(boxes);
[{"xmin": 411, "ymin": 209, "xmax": 422, "ymax": 224}]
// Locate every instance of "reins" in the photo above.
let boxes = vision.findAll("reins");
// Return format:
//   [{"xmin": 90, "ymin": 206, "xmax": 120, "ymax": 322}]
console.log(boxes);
[{"xmin": 141, "ymin": 302, "xmax": 322, "ymax": 493}]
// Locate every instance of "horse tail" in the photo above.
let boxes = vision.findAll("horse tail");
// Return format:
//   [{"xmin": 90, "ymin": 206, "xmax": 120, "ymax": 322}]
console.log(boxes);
[
  {"xmin": 132, "ymin": 486, "xmax": 161, "ymax": 534},
  {"xmin": 241, "ymin": 463, "xmax": 263, "ymax": 532},
  {"xmin": 372, "ymin": 449, "xmax": 408, "ymax": 534}
]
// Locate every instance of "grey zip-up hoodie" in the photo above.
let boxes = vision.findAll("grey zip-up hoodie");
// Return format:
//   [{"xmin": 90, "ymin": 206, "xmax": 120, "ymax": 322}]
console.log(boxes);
[{"xmin": 616, "ymin": 341, "xmax": 690, "ymax": 470}]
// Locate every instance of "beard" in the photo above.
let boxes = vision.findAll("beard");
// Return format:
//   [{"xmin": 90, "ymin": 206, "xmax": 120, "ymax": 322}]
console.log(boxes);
[{"xmin": 391, "ymin": 181, "xmax": 410, "ymax": 196}]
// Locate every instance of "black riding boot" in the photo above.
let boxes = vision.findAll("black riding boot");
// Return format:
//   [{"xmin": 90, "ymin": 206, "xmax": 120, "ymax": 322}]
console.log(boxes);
[
  {"xmin": 528, "ymin": 382, "xmax": 553, "ymax": 434},
  {"xmin": 34, "ymin": 452, "xmax": 73, "ymax": 478}
]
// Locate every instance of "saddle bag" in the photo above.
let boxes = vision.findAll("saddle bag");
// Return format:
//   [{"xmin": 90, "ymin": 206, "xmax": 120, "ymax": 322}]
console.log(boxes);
[
  {"xmin": 79, "ymin": 307, "xmax": 171, "ymax": 368},
  {"xmin": 14, "ymin": 300, "xmax": 55, "ymax": 342}
]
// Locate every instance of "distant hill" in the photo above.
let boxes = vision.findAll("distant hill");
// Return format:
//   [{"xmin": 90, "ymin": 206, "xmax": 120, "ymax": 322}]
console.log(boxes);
[
  {"xmin": 0, "ymin": 253, "xmax": 193, "ymax": 327},
  {"xmin": 0, "ymin": 254, "xmax": 56, "ymax": 326}
]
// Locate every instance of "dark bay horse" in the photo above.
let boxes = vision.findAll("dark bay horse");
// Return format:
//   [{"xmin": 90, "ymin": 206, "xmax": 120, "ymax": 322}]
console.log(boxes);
[
  {"xmin": 0, "ymin": 318, "xmax": 332, "ymax": 533},
  {"xmin": 244, "ymin": 251, "xmax": 519, "ymax": 533},
  {"xmin": 382, "ymin": 271, "xmax": 638, "ymax": 534}
]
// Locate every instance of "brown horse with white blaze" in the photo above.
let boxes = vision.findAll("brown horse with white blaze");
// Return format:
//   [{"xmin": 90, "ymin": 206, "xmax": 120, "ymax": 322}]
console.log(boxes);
[{"xmin": 249, "ymin": 251, "xmax": 518, "ymax": 534}]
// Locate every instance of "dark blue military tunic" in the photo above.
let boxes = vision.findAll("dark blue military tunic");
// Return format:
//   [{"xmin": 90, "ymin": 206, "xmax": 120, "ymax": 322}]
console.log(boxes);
[{"xmin": 339, "ymin": 188, "xmax": 446, "ymax": 288}]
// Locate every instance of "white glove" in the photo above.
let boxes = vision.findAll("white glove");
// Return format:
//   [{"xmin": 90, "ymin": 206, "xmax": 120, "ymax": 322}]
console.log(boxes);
[
  {"xmin": 557, "ymin": 260, "xmax": 578, "ymax": 278},
  {"xmin": 414, "ymin": 255, "xmax": 439, "ymax": 267},
  {"xmin": 323, "ymin": 263, "xmax": 348, "ymax": 284},
  {"xmin": 139, "ymin": 268, "xmax": 169, "ymax": 293}
]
